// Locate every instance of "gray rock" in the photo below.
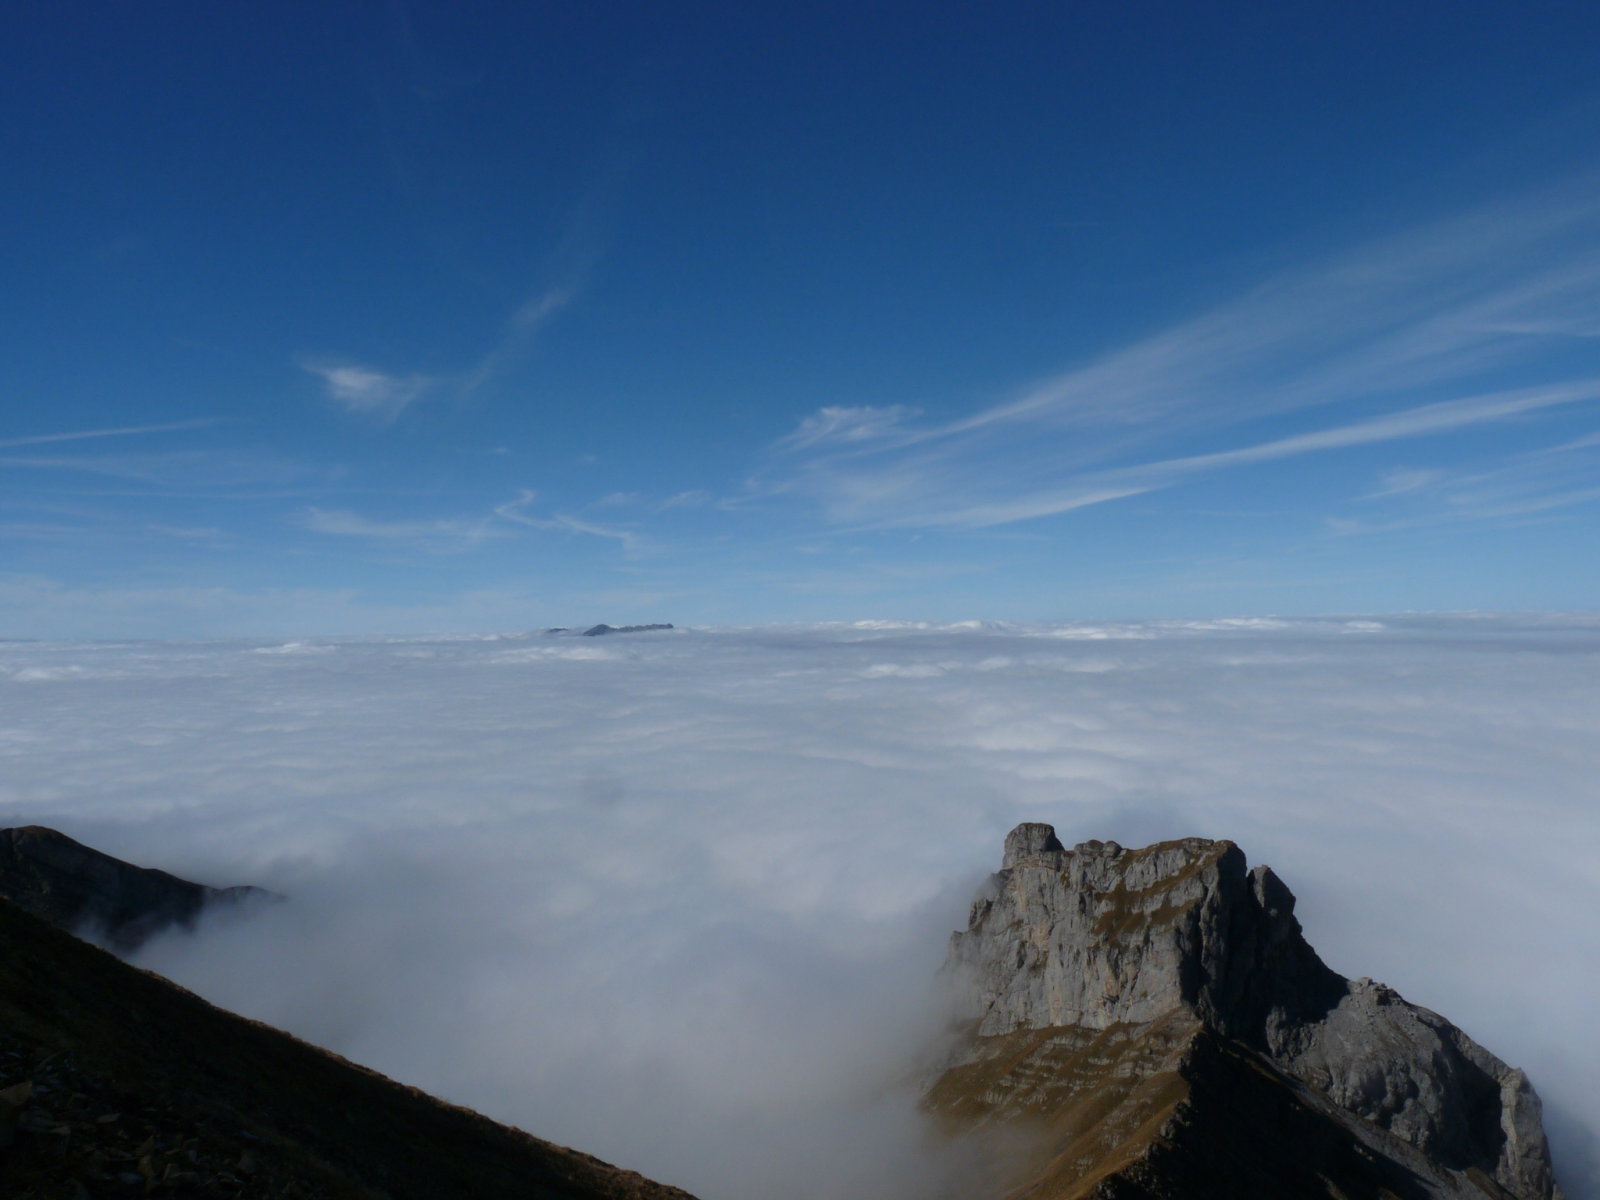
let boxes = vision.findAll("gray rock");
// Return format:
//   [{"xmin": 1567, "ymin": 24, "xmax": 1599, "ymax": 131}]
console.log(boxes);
[{"xmin": 941, "ymin": 825, "xmax": 1565, "ymax": 1200}]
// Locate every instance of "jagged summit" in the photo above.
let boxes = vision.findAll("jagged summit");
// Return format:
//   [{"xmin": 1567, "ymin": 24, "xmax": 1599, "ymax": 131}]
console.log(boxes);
[
  {"xmin": 1000, "ymin": 821, "xmax": 1066, "ymax": 867},
  {"xmin": 930, "ymin": 824, "xmax": 1565, "ymax": 1200}
]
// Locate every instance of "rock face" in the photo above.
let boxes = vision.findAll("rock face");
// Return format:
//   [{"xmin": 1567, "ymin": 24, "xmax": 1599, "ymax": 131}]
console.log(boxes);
[
  {"xmin": 928, "ymin": 824, "xmax": 1566, "ymax": 1200},
  {"xmin": 0, "ymin": 826, "xmax": 272, "ymax": 953}
]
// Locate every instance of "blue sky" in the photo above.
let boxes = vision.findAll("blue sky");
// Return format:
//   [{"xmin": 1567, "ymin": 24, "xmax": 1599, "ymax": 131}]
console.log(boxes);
[{"xmin": 5, "ymin": 1, "xmax": 1600, "ymax": 637}]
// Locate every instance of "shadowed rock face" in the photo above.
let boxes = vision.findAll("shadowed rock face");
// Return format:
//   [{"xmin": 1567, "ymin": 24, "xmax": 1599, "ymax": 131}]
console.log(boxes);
[
  {"xmin": 930, "ymin": 825, "xmax": 1566, "ymax": 1200},
  {"xmin": 0, "ymin": 826, "xmax": 272, "ymax": 953}
]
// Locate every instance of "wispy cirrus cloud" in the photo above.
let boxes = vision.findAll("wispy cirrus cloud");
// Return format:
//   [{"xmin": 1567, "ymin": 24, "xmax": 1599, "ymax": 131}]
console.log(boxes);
[
  {"xmin": 295, "ymin": 491, "xmax": 652, "ymax": 556},
  {"xmin": 301, "ymin": 360, "xmax": 436, "ymax": 423},
  {"xmin": 457, "ymin": 286, "xmax": 576, "ymax": 398},
  {"xmin": 0, "ymin": 418, "xmax": 226, "ymax": 450},
  {"xmin": 768, "ymin": 174, "xmax": 1600, "ymax": 532},
  {"xmin": 302, "ymin": 284, "xmax": 576, "ymax": 424},
  {"xmin": 773, "ymin": 405, "xmax": 918, "ymax": 453},
  {"xmin": 830, "ymin": 381, "xmax": 1600, "ymax": 530},
  {"xmin": 494, "ymin": 489, "xmax": 647, "ymax": 555},
  {"xmin": 299, "ymin": 506, "xmax": 496, "ymax": 547},
  {"xmin": 1, "ymin": 449, "xmax": 315, "ymax": 493},
  {"xmin": 1332, "ymin": 419, "xmax": 1600, "ymax": 534}
]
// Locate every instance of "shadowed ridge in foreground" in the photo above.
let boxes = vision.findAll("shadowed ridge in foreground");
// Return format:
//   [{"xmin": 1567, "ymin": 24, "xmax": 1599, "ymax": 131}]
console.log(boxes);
[
  {"xmin": 0, "ymin": 825, "xmax": 274, "ymax": 953},
  {"xmin": 0, "ymin": 896, "xmax": 699, "ymax": 1199},
  {"xmin": 926, "ymin": 825, "xmax": 1567, "ymax": 1200}
]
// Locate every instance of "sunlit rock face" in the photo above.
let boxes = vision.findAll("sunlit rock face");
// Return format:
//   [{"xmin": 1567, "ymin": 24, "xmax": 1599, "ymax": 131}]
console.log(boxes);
[{"xmin": 932, "ymin": 825, "xmax": 1565, "ymax": 1200}]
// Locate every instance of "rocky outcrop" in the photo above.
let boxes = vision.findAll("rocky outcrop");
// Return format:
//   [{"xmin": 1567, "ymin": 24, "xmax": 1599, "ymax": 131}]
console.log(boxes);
[
  {"xmin": 0, "ymin": 826, "xmax": 273, "ymax": 953},
  {"xmin": 929, "ymin": 824, "xmax": 1565, "ymax": 1200}
]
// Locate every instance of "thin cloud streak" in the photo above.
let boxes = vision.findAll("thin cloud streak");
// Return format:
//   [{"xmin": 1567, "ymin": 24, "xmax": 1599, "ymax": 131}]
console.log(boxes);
[
  {"xmin": 773, "ymin": 406, "xmax": 919, "ymax": 453},
  {"xmin": 822, "ymin": 382, "xmax": 1600, "ymax": 531},
  {"xmin": 303, "ymin": 284, "xmax": 577, "ymax": 422},
  {"xmin": 0, "ymin": 418, "xmax": 227, "ymax": 450},
  {"xmin": 1, "ymin": 449, "xmax": 314, "ymax": 492},
  {"xmin": 289, "ymin": 491, "xmax": 652, "ymax": 556},
  {"xmin": 300, "ymin": 506, "xmax": 496, "ymax": 545},
  {"xmin": 457, "ymin": 285, "xmax": 576, "ymax": 398},
  {"xmin": 495, "ymin": 489, "xmax": 648, "ymax": 555},
  {"xmin": 1144, "ymin": 381, "xmax": 1600, "ymax": 478},
  {"xmin": 770, "ymin": 174, "xmax": 1600, "ymax": 532},
  {"xmin": 1332, "ymin": 422, "xmax": 1600, "ymax": 534}
]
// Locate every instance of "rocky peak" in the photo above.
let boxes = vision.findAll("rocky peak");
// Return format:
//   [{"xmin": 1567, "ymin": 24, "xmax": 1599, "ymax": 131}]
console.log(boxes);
[
  {"xmin": 953, "ymin": 832, "xmax": 1333, "ymax": 1039},
  {"xmin": 1000, "ymin": 822, "xmax": 1066, "ymax": 868},
  {"xmin": 935, "ymin": 823, "xmax": 1565, "ymax": 1200}
]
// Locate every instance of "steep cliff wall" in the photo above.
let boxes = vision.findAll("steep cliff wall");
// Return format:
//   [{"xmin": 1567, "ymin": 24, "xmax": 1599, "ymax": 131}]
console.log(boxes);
[{"xmin": 931, "ymin": 824, "xmax": 1565, "ymax": 1200}]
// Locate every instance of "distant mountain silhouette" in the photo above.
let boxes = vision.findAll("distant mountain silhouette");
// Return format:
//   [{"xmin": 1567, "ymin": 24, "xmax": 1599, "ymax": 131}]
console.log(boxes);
[{"xmin": 580, "ymin": 624, "xmax": 674, "ymax": 637}]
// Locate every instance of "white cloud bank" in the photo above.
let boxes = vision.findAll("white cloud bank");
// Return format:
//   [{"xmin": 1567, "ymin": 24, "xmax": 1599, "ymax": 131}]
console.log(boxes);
[{"xmin": 1, "ymin": 616, "xmax": 1596, "ymax": 1198}]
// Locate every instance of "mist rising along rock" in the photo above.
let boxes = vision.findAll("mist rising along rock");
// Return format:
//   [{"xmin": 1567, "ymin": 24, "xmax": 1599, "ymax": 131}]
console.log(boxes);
[{"xmin": 926, "ymin": 824, "xmax": 1566, "ymax": 1200}]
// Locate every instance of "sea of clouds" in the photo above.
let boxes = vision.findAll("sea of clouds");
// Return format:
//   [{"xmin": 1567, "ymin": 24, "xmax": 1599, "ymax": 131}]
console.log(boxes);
[{"xmin": 1, "ymin": 615, "xmax": 1596, "ymax": 1199}]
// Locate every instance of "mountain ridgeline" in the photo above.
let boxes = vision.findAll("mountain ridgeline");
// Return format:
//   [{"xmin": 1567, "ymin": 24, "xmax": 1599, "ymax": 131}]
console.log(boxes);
[
  {"xmin": 926, "ymin": 824, "xmax": 1566, "ymax": 1200},
  {"xmin": 0, "ymin": 827, "xmax": 699, "ymax": 1200},
  {"xmin": 0, "ymin": 826, "xmax": 274, "ymax": 953}
]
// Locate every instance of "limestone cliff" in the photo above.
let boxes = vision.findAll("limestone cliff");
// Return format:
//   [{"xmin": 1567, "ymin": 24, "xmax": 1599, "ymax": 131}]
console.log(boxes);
[{"xmin": 928, "ymin": 824, "xmax": 1565, "ymax": 1200}]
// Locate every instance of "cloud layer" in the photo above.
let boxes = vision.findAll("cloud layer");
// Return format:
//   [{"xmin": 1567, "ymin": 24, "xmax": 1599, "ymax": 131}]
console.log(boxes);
[{"xmin": 1, "ymin": 616, "xmax": 1596, "ymax": 1198}]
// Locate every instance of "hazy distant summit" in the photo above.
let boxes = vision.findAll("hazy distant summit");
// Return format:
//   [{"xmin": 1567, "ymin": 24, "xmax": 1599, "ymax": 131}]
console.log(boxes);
[
  {"xmin": 529, "ymin": 624, "xmax": 675, "ymax": 638},
  {"xmin": 927, "ymin": 824, "xmax": 1565, "ymax": 1199}
]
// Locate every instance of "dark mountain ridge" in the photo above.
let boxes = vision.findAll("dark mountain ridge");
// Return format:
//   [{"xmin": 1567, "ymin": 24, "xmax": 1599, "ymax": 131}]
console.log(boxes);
[
  {"xmin": 0, "ymin": 826, "xmax": 273, "ymax": 953},
  {"xmin": 0, "ymin": 892, "xmax": 697, "ymax": 1199}
]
